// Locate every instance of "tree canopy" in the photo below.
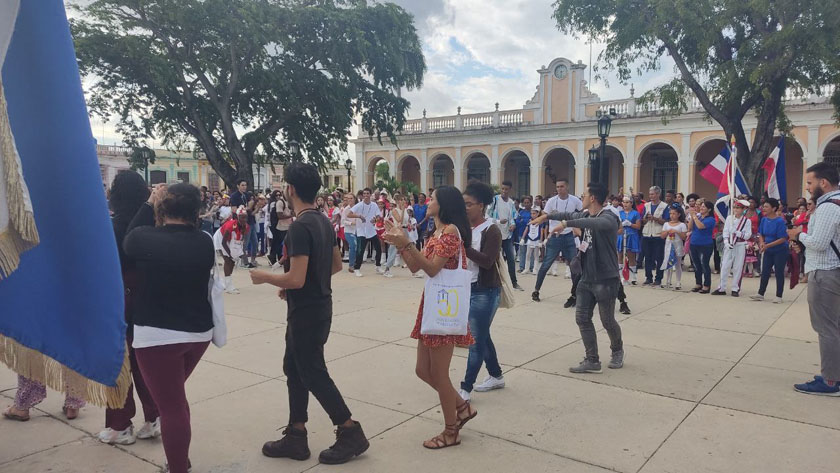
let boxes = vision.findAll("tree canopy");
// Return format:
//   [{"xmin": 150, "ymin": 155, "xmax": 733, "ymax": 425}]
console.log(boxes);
[
  {"xmin": 72, "ymin": 0, "xmax": 425, "ymax": 190},
  {"xmin": 553, "ymin": 0, "xmax": 840, "ymax": 192}
]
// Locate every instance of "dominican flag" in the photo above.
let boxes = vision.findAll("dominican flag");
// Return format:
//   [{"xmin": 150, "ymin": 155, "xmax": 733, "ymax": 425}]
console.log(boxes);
[
  {"xmin": 714, "ymin": 138, "xmax": 751, "ymax": 220},
  {"xmin": 762, "ymin": 137, "xmax": 787, "ymax": 203},
  {"xmin": 699, "ymin": 146, "xmax": 731, "ymax": 188},
  {"xmin": 0, "ymin": 0, "xmax": 129, "ymax": 407}
]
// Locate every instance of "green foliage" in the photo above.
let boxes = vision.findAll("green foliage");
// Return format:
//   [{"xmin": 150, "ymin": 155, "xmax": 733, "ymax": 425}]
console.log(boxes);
[
  {"xmin": 374, "ymin": 161, "xmax": 390, "ymax": 181},
  {"xmin": 553, "ymin": 0, "xmax": 840, "ymax": 192},
  {"xmin": 126, "ymin": 146, "xmax": 155, "ymax": 171},
  {"xmin": 71, "ymin": 0, "xmax": 425, "ymax": 189}
]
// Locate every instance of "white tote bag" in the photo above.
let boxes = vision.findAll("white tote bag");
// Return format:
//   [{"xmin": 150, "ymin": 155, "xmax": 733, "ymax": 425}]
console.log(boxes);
[
  {"xmin": 496, "ymin": 255, "xmax": 516, "ymax": 309},
  {"xmin": 421, "ymin": 233, "xmax": 472, "ymax": 336},
  {"xmin": 208, "ymin": 242, "xmax": 228, "ymax": 348}
]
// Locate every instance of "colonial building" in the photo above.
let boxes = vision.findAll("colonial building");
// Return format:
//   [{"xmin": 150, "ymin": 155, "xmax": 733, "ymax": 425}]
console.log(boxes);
[
  {"xmin": 351, "ymin": 57, "xmax": 840, "ymax": 201},
  {"xmin": 97, "ymin": 145, "xmax": 356, "ymax": 193}
]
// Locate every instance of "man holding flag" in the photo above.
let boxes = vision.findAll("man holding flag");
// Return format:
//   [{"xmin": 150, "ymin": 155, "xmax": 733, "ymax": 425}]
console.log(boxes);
[{"xmin": 712, "ymin": 199, "xmax": 753, "ymax": 297}]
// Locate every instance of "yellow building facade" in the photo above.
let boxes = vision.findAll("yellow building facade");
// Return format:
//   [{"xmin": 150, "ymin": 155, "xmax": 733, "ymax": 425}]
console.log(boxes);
[{"xmin": 352, "ymin": 57, "xmax": 840, "ymax": 202}]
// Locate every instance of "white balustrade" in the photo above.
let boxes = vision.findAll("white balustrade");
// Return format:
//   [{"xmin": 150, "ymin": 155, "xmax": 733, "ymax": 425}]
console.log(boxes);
[
  {"xmin": 462, "ymin": 113, "xmax": 493, "ymax": 129},
  {"xmin": 499, "ymin": 110, "xmax": 522, "ymax": 126}
]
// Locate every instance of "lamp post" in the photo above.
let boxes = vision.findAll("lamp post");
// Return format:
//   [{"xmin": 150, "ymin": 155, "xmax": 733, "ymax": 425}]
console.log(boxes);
[
  {"xmin": 588, "ymin": 145, "xmax": 599, "ymax": 185},
  {"xmin": 596, "ymin": 108, "xmax": 616, "ymax": 186},
  {"xmin": 344, "ymin": 158, "xmax": 353, "ymax": 193},
  {"xmin": 288, "ymin": 140, "xmax": 300, "ymax": 159},
  {"xmin": 141, "ymin": 148, "xmax": 151, "ymax": 185}
]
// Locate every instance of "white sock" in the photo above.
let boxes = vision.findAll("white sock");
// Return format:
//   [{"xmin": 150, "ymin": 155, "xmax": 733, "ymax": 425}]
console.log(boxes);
[{"xmin": 225, "ymin": 276, "xmax": 234, "ymax": 289}]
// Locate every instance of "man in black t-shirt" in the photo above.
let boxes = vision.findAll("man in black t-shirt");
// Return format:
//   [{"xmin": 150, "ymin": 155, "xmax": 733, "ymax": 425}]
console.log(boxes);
[
  {"xmin": 229, "ymin": 179, "xmax": 257, "ymax": 268},
  {"xmin": 250, "ymin": 163, "xmax": 368, "ymax": 465}
]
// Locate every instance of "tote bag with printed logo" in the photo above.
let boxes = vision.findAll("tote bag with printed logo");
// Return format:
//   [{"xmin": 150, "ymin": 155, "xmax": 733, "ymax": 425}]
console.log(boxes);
[{"xmin": 421, "ymin": 233, "xmax": 471, "ymax": 336}]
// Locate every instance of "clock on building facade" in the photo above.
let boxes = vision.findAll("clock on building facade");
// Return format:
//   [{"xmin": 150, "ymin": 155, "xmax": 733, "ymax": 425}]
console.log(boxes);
[{"xmin": 553, "ymin": 64, "xmax": 568, "ymax": 80}]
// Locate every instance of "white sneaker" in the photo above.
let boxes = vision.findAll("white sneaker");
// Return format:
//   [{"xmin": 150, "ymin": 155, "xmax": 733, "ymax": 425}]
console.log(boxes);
[
  {"xmin": 376, "ymin": 266, "xmax": 385, "ymax": 275},
  {"xmin": 98, "ymin": 426, "xmax": 136, "ymax": 445},
  {"xmin": 750, "ymin": 294, "xmax": 764, "ymax": 301},
  {"xmin": 564, "ymin": 267, "xmax": 571, "ymax": 279},
  {"xmin": 530, "ymin": 270, "xmax": 538, "ymax": 275},
  {"xmin": 136, "ymin": 417, "xmax": 161, "ymax": 439},
  {"xmin": 225, "ymin": 287, "xmax": 240, "ymax": 294},
  {"xmin": 413, "ymin": 272, "xmax": 423, "ymax": 278},
  {"xmin": 383, "ymin": 270, "xmax": 394, "ymax": 278},
  {"xmin": 474, "ymin": 375, "xmax": 505, "ymax": 392},
  {"xmin": 773, "ymin": 297, "xmax": 783, "ymax": 304},
  {"xmin": 458, "ymin": 388, "xmax": 471, "ymax": 402},
  {"xmin": 551, "ymin": 269, "xmax": 558, "ymax": 277},
  {"xmin": 354, "ymin": 270, "xmax": 363, "ymax": 278},
  {"xmin": 271, "ymin": 262, "xmax": 282, "ymax": 270}
]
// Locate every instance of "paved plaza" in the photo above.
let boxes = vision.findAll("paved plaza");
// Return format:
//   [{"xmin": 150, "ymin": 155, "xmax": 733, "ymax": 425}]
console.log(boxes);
[{"xmin": 2, "ymin": 266, "xmax": 839, "ymax": 473}]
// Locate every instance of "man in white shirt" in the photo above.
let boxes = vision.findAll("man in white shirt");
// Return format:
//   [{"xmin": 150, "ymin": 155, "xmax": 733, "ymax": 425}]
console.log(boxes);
[
  {"xmin": 487, "ymin": 180, "xmax": 523, "ymax": 290},
  {"xmin": 712, "ymin": 199, "xmax": 752, "ymax": 296},
  {"xmin": 640, "ymin": 186, "xmax": 668, "ymax": 285},
  {"xmin": 532, "ymin": 179, "xmax": 582, "ymax": 306},
  {"xmin": 347, "ymin": 188, "xmax": 381, "ymax": 276}
]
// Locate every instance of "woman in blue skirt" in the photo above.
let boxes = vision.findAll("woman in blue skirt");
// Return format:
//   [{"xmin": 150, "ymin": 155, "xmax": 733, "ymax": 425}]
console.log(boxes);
[{"xmin": 618, "ymin": 196, "xmax": 642, "ymax": 284}]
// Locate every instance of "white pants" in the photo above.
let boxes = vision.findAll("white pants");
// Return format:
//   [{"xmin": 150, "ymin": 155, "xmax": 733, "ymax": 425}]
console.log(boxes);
[{"xmin": 718, "ymin": 243, "xmax": 747, "ymax": 292}]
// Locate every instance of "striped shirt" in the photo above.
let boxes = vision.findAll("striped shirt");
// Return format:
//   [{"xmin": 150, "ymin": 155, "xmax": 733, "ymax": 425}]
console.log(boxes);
[{"xmin": 799, "ymin": 189, "xmax": 840, "ymax": 273}]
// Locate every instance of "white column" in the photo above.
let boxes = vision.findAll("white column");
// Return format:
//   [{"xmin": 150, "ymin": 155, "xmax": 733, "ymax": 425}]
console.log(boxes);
[
  {"xmin": 388, "ymin": 149, "xmax": 397, "ymax": 178},
  {"xmin": 575, "ymin": 139, "xmax": 586, "ymax": 195},
  {"xmin": 531, "ymin": 142, "xmax": 541, "ymax": 196},
  {"xmin": 490, "ymin": 144, "xmax": 500, "ymax": 185},
  {"xmin": 354, "ymin": 147, "xmax": 365, "ymax": 192},
  {"xmin": 807, "ymin": 125, "xmax": 821, "ymax": 168},
  {"xmin": 679, "ymin": 132, "xmax": 691, "ymax": 193},
  {"xmin": 454, "ymin": 147, "xmax": 463, "ymax": 189},
  {"xmin": 625, "ymin": 136, "xmax": 636, "ymax": 195},
  {"xmin": 420, "ymin": 148, "xmax": 428, "ymax": 192}
]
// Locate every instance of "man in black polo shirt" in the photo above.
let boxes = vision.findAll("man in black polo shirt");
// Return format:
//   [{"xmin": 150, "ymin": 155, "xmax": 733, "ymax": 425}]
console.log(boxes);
[
  {"xmin": 229, "ymin": 179, "xmax": 257, "ymax": 268},
  {"xmin": 249, "ymin": 162, "xmax": 368, "ymax": 465}
]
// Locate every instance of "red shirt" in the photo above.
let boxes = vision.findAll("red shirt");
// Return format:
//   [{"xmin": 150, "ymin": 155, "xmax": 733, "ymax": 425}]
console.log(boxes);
[{"xmin": 220, "ymin": 219, "xmax": 248, "ymax": 241}]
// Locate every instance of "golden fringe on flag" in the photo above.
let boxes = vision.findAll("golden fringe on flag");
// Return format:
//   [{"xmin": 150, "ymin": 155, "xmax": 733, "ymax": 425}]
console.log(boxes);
[
  {"xmin": 0, "ymin": 334, "xmax": 132, "ymax": 409},
  {"xmin": 0, "ymin": 79, "xmax": 39, "ymax": 279}
]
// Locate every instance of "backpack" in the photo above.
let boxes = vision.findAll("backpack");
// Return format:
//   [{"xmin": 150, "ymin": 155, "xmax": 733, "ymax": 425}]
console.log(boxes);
[{"xmin": 817, "ymin": 199, "xmax": 840, "ymax": 260}]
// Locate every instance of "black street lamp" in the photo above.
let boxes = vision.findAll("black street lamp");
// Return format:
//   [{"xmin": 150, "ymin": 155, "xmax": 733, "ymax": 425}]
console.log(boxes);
[
  {"xmin": 344, "ymin": 158, "xmax": 353, "ymax": 193},
  {"xmin": 141, "ymin": 148, "xmax": 151, "ymax": 185},
  {"xmin": 288, "ymin": 140, "xmax": 300, "ymax": 159},
  {"xmin": 588, "ymin": 145, "xmax": 599, "ymax": 184},
  {"xmin": 596, "ymin": 107, "xmax": 616, "ymax": 186}
]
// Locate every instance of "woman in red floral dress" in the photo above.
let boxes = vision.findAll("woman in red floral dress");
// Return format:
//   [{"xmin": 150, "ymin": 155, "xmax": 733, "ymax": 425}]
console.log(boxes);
[{"xmin": 383, "ymin": 186, "xmax": 478, "ymax": 450}]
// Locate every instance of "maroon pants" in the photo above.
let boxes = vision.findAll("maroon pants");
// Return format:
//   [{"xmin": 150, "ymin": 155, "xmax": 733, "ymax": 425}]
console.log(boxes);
[
  {"xmin": 106, "ymin": 331, "xmax": 159, "ymax": 430},
  {"xmin": 135, "ymin": 341, "xmax": 209, "ymax": 473}
]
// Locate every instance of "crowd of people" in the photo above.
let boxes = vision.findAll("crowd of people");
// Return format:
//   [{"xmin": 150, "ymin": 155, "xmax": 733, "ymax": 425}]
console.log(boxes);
[{"xmin": 3, "ymin": 161, "xmax": 839, "ymax": 471}]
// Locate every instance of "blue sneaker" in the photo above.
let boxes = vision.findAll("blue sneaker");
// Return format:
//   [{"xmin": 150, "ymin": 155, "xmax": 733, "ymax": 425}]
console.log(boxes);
[{"xmin": 794, "ymin": 376, "xmax": 840, "ymax": 396}]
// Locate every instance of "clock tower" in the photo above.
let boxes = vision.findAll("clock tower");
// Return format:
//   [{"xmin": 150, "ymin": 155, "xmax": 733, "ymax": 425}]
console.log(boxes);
[{"xmin": 527, "ymin": 57, "xmax": 590, "ymax": 124}]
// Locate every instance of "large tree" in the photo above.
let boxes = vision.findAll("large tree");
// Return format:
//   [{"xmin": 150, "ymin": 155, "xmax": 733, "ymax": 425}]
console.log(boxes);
[
  {"xmin": 72, "ymin": 0, "xmax": 425, "ymax": 190},
  {"xmin": 553, "ymin": 0, "xmax": 840, "ymax": 192}
]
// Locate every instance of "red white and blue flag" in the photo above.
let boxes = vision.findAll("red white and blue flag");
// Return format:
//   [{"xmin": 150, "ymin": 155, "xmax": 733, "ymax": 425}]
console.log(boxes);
[
  {"xmin": 714, "ymin": 137, "xmax": 751, "ymax": 220},
  {"xmin": 761, "ymin": 137, "xmax": 787, "ymax": 203}
]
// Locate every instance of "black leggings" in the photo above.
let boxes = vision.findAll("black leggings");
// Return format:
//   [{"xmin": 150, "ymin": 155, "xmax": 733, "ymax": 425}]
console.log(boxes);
[{"xmin": 268, "ymin": 230, "xmax": 287, "ymax": 265}]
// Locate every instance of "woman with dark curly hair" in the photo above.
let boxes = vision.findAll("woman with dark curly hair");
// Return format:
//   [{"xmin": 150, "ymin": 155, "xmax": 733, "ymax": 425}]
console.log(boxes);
[{"xmin": 124, "ymin": 183, "xmax": 215, "ymax": 473}]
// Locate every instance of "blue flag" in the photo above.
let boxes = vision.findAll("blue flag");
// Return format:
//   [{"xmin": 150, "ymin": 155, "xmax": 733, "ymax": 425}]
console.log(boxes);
[{"xmin": 0, "ymin": 0, "xmax": 129, "ymax": 406}]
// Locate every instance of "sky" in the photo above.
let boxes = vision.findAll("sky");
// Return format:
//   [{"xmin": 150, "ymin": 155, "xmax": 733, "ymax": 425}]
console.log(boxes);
[{"xmin": 87, "ymin": 0, "xmax": 676, "ymax": 152}]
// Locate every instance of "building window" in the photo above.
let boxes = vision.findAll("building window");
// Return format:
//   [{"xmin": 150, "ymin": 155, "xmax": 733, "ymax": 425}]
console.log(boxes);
[
  {"xmin": 433, "ymin": 168, "xmax": 447, "ymax": 188},
  {"xmin": 207, "ymin": 172, "xmax": 220, "ymax": 193},
  {"xmin": 177, "ymin": 171, "xmax": 190, "ymax": 183},
  {"xmin": 149, "ymin": 170, "xmax": 167, "ymax": 185},
  {"xmin": 467, "ymin": 160, "xmax": 490, "ymax": 184},
  {"xmin": 652, "ymin": 157, "xmax": 677, "ymax": 192},
  {"xmin": 334, "ymin": 176, "xmax": 340, "ymax": 187},
  {"xmin": 517, "ymin": 168, "xmax": 530, "ymax": 198},
  {"xmin": 825, "ymin": 153, "xmax": 840, "ymax": 174}
]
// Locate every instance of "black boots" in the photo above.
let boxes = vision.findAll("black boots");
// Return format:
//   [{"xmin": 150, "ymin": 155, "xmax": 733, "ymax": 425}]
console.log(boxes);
[
  {"xmin": 319, "ymin": 421, "xmax": 370, "ymax": 465},
  {"xmin": 262, "ymin": 425, "xmax": 311, "ymax": 461}
]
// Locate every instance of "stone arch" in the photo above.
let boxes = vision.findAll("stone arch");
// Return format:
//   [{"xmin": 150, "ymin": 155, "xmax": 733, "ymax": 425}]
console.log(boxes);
[
  {"xmin": 638, "ymin": 141, "xmax": 679, "ymax": 195},
  {"xmin": 463, "ymin": 151, "xmax": 491, "ymax": 185},
  {"xmin": 397, "ymin": 153, "xmax": 421, "ymax": 187},
  {"xmin": 820, "ymin": 131, "xmax": 840, "ymax": 157},
  {"xmin": 429, "ymin": 153, "xmax": 455, "ymax": 188},
  {"xmin": 693, "ymin": 138, "xmax": 727, "ymax": 200},
  {"xmin": 366, "ymin": 155, "xmax": 388, "ymax": 189},
  {"xmin": 501, "ymin": 149, "xmax": 532, "ymax": 198},
  {"xmin": 541, "ymin": 146, "xmax": 576, "ymax": 196}
]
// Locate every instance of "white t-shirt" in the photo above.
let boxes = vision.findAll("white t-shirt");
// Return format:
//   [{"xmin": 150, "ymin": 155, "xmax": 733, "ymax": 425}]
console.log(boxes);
[
  {"xmin": 132, "ymin": 326, "xmax": 213, "ymax": 349},
  {"xmin": 407, "ymin": 217, "xmax": 419, "ymax": 243},
  {"xmin": 340, "ymin": 206, "xmax": 356, "ymax": 235},
  {"xmin": 351, "ymin": 201, "xmax": 379, "ymax": 238},
  {"xmin": 468, "ymin": 219, "xmax": 494, "ymax": 283},
  {"xmin": 488, "ymin": 195, "xmax": 517, "ymax": 240},
  {"xmin": 543, "ymin": 194, "xmax": 583, "ymax": 234}
]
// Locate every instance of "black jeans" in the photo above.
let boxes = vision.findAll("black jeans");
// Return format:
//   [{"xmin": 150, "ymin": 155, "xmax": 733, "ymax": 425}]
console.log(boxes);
[
  {"xmin": 500, "ymin": 237, "xmax": 518, "ymax": 286},
  {"xmin": 354, "ymin": 236, "xmax": 381, "ymax": 269},
  {"xmin": 575, "ymin": 279, "xmax": 623, "ymax": 363},
  {"xmin": 690, "ymin": 244, "xmax": 713, "ymax": 287},
  {"xmin": 642, "ymin": 236, "xmax": 665, "ymax": 283},
  {"xmin": 268, "ymin": 230, "xmax": 287, "ymax": 265},
  {"xmin": 759, "ymin": 250, "xmax": 787, "ymax": 298},
  {"xmin": 284, "ymin": 315, "xmax": 352, "ymax": 426}
]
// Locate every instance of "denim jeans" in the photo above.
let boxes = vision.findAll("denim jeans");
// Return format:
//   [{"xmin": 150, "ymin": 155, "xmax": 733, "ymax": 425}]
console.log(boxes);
[
  {"xmin": 345, "ymin": 233, "xmax": 357, "ymax": 269},
  {"xmin": 535, "ymin": 233, "xmax": 576, "ymax": 292},
  {"xmin": 690, "ymin": 243, "xmax": 713, "ymax": 287},
  {"xmin": 461, "ymin": 285, "xmax": 502, "ymax": 392},
  {"xmin": 758, "ymin": 250, "xmax": 787, "ymax": 298},
  {"xmin": 501, "ymin": 237, "xmax": 518, "ymax": 285},
  {"xmin": 575, "ymin": 279, "xmax": 622, "ymax": 363},
  {"xmin": 642, "ymin": 236, "xmax": 665, "ymax": 283},
  {"xmin": 384, "ymin": 243, "xmax": 397, "ymax": 270}
]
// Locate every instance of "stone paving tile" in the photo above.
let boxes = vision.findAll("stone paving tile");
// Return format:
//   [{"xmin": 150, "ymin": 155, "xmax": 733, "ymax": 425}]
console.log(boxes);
[
  {"xmin": 702, "ymin": 363, "xmax": 840, "ymax": 430},
  {"xmin": 618, "ymin": 318, "xmax": 761, "ymax": 362},
  {"xmin": 0, "ymin": 394, "xmax": 87, "ymax": 465},
  {"xmin": 523, "ymin": 340, "xmax": 735, "ymax": 402},
  {"xmin": 741, "ymin": 335, "xmax": 821, "ymax": 374},
  {"xmin": 765, "ymin": 298, "xmax": 819, "ymax": 342},
  {"xmin": 0, "ymin": 437, "xmax": 160, "ymax": 473},
  {"xmin": 418, "ymin": 367, "xmax": 695, "ymax": 473},
  {"xmin": 640, "ymin": 405, "xmax": 840, "ymax": 473},
  {"xmin": 224, "ymin": 314, "xmax": 284, "ymax": 341},
  {"xmin": 307, "ymin": 416, "xmax": 615, "ymax": 473}
]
